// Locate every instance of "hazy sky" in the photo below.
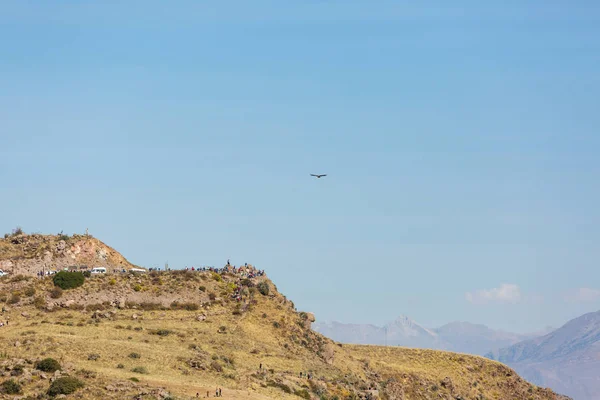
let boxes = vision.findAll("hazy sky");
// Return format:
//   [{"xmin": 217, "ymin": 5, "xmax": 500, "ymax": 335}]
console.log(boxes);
[{"xmin": 1, "ymin": 1, "xmax": 599, "ymax": 333}]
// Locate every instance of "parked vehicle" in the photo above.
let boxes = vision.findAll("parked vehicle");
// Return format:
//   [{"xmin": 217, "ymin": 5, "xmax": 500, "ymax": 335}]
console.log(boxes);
[
  {"xmin": 0, "ymin": 269, "xmax": 8, "ymax": 277},
  {"xmin": 90, "ymin": 267, "xmax": 107, "ymax": 274},
  {"xmin": 129, "ymin": 268, "xmax": 147, "ymax": 274}
]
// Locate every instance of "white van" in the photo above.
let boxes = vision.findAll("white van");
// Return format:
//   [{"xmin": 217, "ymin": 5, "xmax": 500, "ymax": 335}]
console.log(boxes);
[
  {"xmin": 91, "ymin": 267, "xmax": 107, "ymax": 274},
  {"xmin": 129, "ymin": 268, "xmax": 147, "ymax": 274}
]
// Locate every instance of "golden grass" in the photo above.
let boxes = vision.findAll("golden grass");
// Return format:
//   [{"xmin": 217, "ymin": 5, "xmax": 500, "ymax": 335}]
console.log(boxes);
[{"xmin": 0, "ymin": 272, "xmax": 567, "ymax": 400}]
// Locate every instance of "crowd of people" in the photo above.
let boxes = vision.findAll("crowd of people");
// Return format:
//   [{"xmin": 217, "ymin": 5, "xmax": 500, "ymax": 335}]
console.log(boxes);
[{"xmin": 181, "ymin": 261, "xmax": 266, "ymax": 279}]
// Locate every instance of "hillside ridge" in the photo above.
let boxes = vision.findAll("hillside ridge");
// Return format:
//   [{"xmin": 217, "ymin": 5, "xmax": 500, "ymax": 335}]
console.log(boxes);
[{"xmin": 0, "ymin": 233, "xmax": 572, "ymax": 400}]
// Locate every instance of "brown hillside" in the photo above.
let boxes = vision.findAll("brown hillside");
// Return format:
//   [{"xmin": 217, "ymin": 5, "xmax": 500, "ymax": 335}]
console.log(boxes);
[
  {"xmin": 0, "ymin": 233, "xmax": 139, "ymax": 276},
  {"xmin": 0, "ymin": 274, "xmax": 571, "ymax": 399}
]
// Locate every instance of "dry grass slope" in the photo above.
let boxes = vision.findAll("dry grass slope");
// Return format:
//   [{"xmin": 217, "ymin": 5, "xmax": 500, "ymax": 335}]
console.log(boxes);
[{"xmin": 0, "ymin": 268, "xmax": 571, "ymax": 399}]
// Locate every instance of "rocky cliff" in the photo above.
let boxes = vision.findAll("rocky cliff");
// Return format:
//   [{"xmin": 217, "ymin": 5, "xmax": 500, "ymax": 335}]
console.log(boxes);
[{"xmin": 0, "ymin": 233, "xmax": 139, "ymax": 275}]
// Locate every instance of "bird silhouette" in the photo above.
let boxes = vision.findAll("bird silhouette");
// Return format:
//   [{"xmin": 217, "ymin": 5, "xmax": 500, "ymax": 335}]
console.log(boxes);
[{"xmin": 310, "ymin": 174, "xmax": 327, "ymax": 178}]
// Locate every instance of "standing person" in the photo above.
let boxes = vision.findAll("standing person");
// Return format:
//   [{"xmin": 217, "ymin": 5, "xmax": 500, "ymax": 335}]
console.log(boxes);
[{"xmin": 219, "ymin": 388, "xmax": 222, "ymax": 397}]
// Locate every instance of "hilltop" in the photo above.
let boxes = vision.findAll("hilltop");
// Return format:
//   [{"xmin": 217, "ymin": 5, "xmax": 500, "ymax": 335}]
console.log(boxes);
[
  {"xmin": 0, "ymin": 231, "xmax": 139, "ymax": 276},
  {"xmin": 0, "ymin": 237, "xmax": 571, "ymax": 400}
]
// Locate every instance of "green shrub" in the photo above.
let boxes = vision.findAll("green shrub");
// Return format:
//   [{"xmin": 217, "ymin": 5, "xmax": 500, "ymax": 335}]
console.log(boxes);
[
  {"xmin": 1, "ymin": 379, "xmax": 21, "ymax": 394},
  {"xmin": 117, "ymin": 364, "xmax": 125, "ymax": 369},
  {"xmin": 82, "ymin": 271, "xmax": 91, "ymax": 278},
  {"xmin": 257, "ymin": 282, "xmax": 270, "ymax": 296},
  {"xmin": 208, "ymin": 293, "xmax": 216, "ymax": 301},
  {"xmin": 87, "ymin": 353, "xmax": 100, "ymax": 361},
  {"xmin": 7, "ymin": 294, "xmax": 20, "ymax": 304},
  {"xmin": 24, "ymin": 286, "xmax": 36, "ymax": 297},
  {"xmin": 267, "ymin": 380, "xmax": 291, "ymax": 394},
  {"xmin": 133, "ymin": 284, "xmax": 142, "ymax": 292},
  {"xmin": 132, "ymin": 366, "xmax": 148, "ymax": 374},
  {"xmin": 199, "ymin": 286, "xmax": 206, "ymax": 292},
  {"xmin": 36, "ymin": 358, "xmax": 61, "ymax": 373},
  {"xmin": 53, "ymin": 271, "xmax": 85, "ymax": 290},
  {"xmin": 211, "ymin": 272, "xmax": 222, "ymax": 282},
  {"xmin": 128, "ymin": 352, "xmax": 141, "ymax": 359},
  {"xmin": 295, "ymin": 389, "xmax": 311, "ymax": 399},
  {"xmin": 129, "ymin": 377, "xmax": 140, "ymax": 382},
  {"xmin": 47, "ymin": 377, "xmax": 84, "ymax": 397}
]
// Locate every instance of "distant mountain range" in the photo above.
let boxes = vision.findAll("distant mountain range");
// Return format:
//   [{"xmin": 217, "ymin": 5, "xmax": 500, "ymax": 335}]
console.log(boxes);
[
  {"xmin": 315, "ymin": 312, "xmax": 600, "ymax": 400},
  {"xmin": 486, "ymin": 310, "xmax": 600, "ymax": 400},
  {"xmin": 313, "ymin": 315, "xmax": 545, "ymax": 356}
]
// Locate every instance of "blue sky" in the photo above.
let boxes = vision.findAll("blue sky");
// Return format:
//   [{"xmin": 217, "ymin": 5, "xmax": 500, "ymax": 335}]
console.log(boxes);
[{"xmin": 1, "ymin": 1, "xmax": 599, "ymax": 333}]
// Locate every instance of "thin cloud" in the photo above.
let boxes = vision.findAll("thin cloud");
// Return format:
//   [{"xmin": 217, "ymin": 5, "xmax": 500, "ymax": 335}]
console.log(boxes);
[
  {"xmin": 564, "ymin": 288, "xmax": 600, "ymax": 303},
  {"xmin": 465, "ymin": 284, "xmax": 522, "ymax": 305}
]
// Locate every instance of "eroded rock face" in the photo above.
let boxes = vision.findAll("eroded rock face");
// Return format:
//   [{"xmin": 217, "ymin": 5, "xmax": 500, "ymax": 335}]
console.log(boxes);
[
  {"xmin": 0, "ymin": 234, "xmax": 138, "ymax": 276},
  {"xmin": 322, "ymin": 343, "xmax": 336, "ymax": 365}
]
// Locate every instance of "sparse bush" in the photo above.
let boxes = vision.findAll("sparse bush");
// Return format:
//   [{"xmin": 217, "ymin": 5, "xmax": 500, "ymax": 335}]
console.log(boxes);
[
  {"xmin": 87, "ymin": 353, "xmax": 100, "ymax": 361},
  {"xmin": 53, "ymin": 271, "xmax": 85, "ymax": 290},
  {"xmin": 170, "ymin": 301, "xmax": 199, "ymax": 311},
  {"xmin": 257, "ymin": 281, "xmax": 270, "ymax": 296},
  {"xmin": 33, "ymin": 296, "xmax": 46, "ymax": 310},
  {"xmin": 208, "ymin": 293, "xmax": 216, "ymax": 301},
  {"xmin": 117, "ymin": 364, "xmax": 125, "ymax": 369},
  {"xmin": 49, "ymin": 287, "xmax": 63, "ymax": 299},
  {"xmin": 133, "ymin": 284, "xmax": 142, "ymax": 292},
  {"xmin": 7, "ymin": 294, "xmax": 20, "ymax": 304},
  {"xmin": 210, "ymin": 361, "xmax": 223, "ymax": 372},
  {"xmin": 1, "ymin": 379, "xmax": 22, "ymax": 394},
  {"xmin": 267, "ymin": 380, "xmax": 291, "ymax": 394},
  {"xmin": 295, "ymin": 389, "xmax": 311, "ymax": 399},
  {"xmin": 218, "ymin": 326, "xmax": 227, "ymax": 333},
  {"xmin": 199, "ymin": 286, "xmax": 206, "ymax": 292},
  {"xmin": 77, "ymin": 368, "xmax": 97, "ymax": 378},
  {"xmin": 109, "ymin": 278, "xmax": 116, "ymax": 286},
  {"xmin": 24, "ymin": 287, "xmax": 36, "ymax": 297},
  {"xmin": 47, "ymin": 376, "xmax": 84, "ymax": 397},
  {"xmin": 128, "ymin": 352, "xmax": 141, "ymax": 359},
  {"xmin": 211, "ymin": 272, "xmax": 222, "ymax": 282},
  {"xmin": 150, "ymin": 329, "xmax": 173, "ymax": 336},
  {"xmin": 12, "ymin": 227, "xmax": 23, "ymax": 236},
  {"xmin": 132, "ymin": 366, "xmax": 148, "ymax": 374},
  {"xmin": 58, "ymin": 234, "xmax": 70, "ymax": 241},
  {"xmin": 129, "ymin": 377, "xmax": 140, "ymax": 382},
  {"xmin": 36, "ymin": 358, "xmax": 61, "ymax": 373},
  {"xmin": 10, "ymin": 365, "xmax": 24, "ymax": 376},
  {"xmin": 241, "ymin": 278, "xmax": 254, "ymax": 287},
  {"xmin": 262, "ymin": 313, "xmax": 267, "ymax": 318},
  {"xmin": 82, "ymin": 271, "xmax": 91, "ymax": 278},
  {"xmin": 273, "ymin": 321, "xmax": 280, "ymax": 328}
]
